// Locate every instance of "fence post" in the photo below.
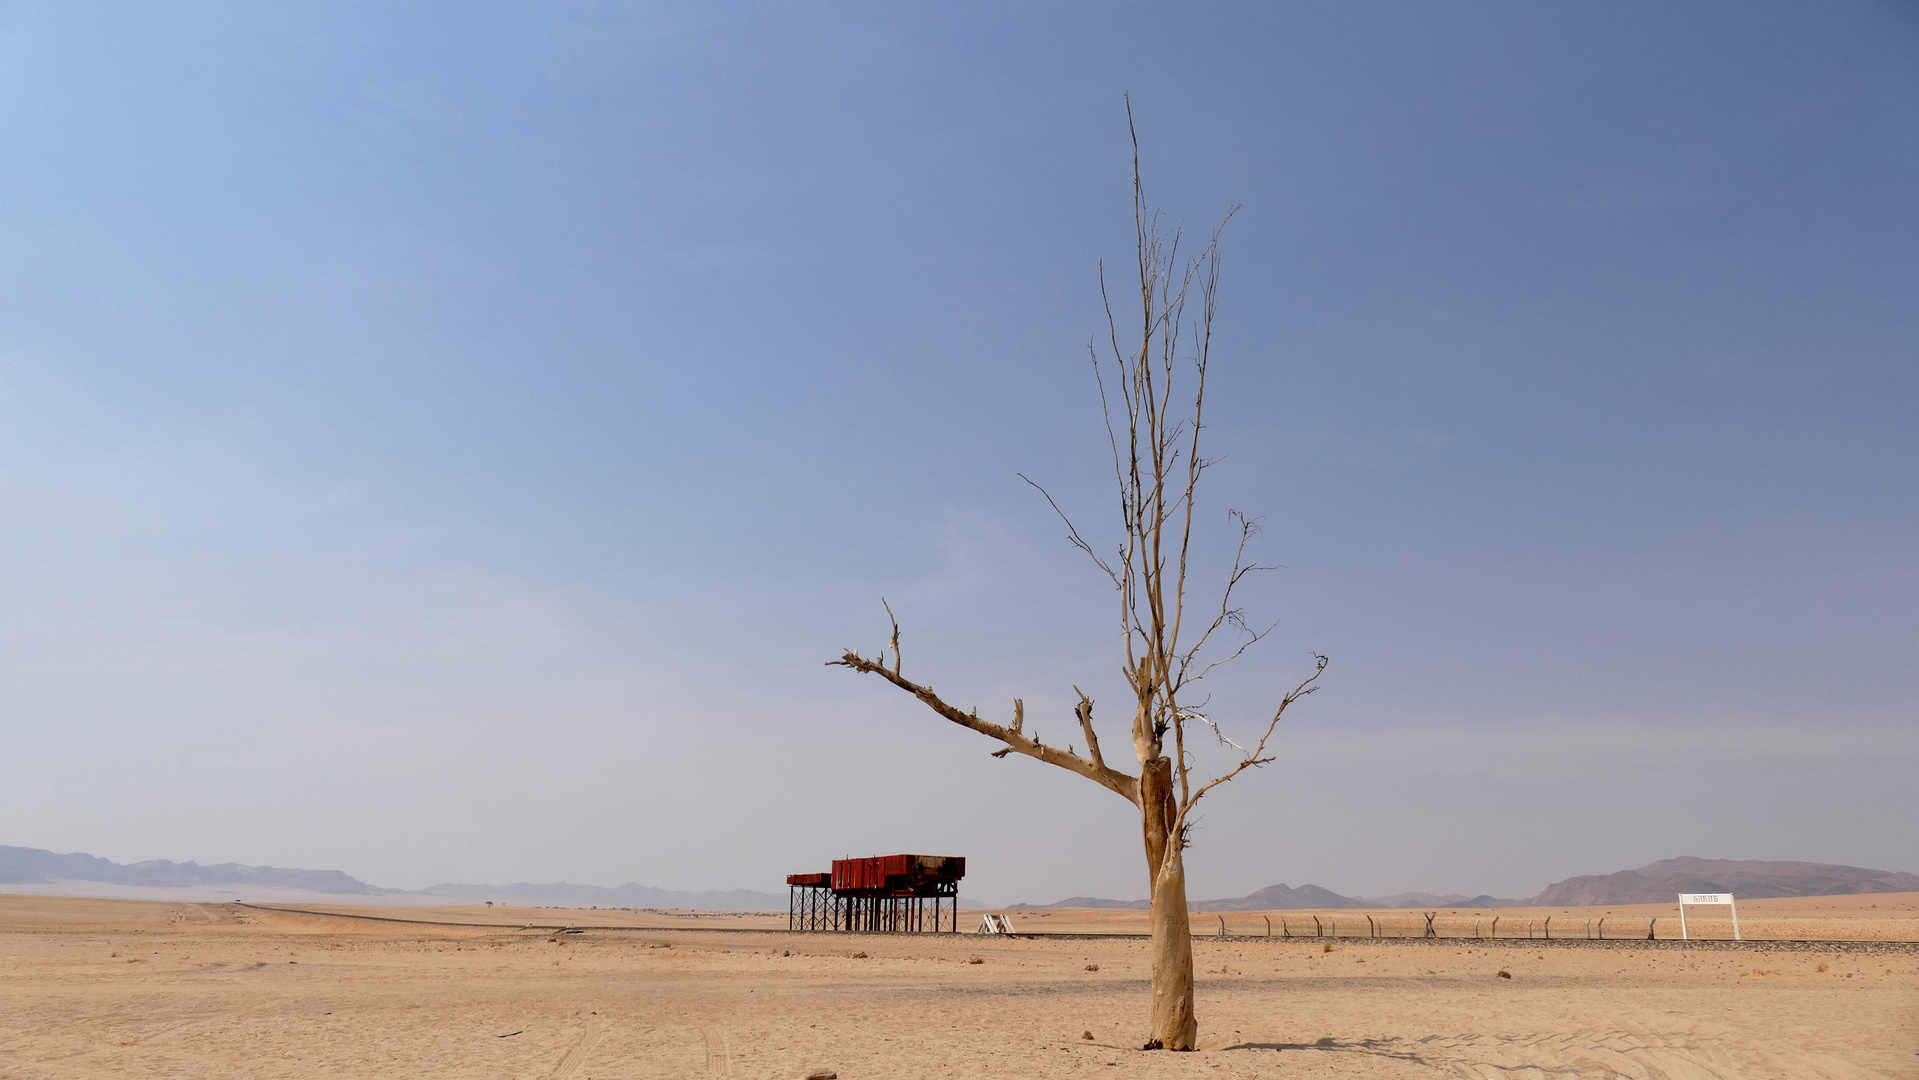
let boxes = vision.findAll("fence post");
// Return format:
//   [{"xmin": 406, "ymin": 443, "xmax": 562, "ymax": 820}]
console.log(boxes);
[
  {"xmin": 1597, "ymin": 918, "xmax": 1605, "ymax": 940},
  {"xmin": 1265, "ymin": 916, "xmax": 1272, "ymax": 938},
  {"xmin": 1282, "ymin": 917, "xmax": 1291, "ymax": 938},
  {"xmin": 1490, "ymin": 917, "xmax": 1499, "ymax": 939},
  {"xmin": 1424, "ymin": 911, "xmax": 1437, "ymax": 939},
  {"xmin": 1314, "ymin": 916, "xmax": 1322, "ymax": 939},
  {"xmin": 1526, "ymin": 918, "xmax": 1535, "ymax": 939},
  {"xmin": 1544, "ymin": 917, "xmax": 1551, "ymax": 941},
  {"xmin": 1474, "ymin": 919, "xmax": 1481, "ymax": 939},
  {"xmin": 1647, "ymin": 917, "xmax": 1656, "ymax": 940},
  {"xmin": 1366, "ymin": 915, "xmax": 1376, "ymax": 939}
]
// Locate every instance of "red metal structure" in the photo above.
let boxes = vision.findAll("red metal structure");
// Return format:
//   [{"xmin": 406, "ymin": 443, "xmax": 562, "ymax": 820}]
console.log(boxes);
[{"xmin": 788, "ymin": 855, "xmax": 964, "ymax": 933}]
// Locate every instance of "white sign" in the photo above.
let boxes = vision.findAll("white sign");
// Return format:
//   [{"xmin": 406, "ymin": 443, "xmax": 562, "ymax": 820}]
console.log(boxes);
[{"xmin": 1676, "ymin": 893, "xmax": 1741, "ymax": 941}]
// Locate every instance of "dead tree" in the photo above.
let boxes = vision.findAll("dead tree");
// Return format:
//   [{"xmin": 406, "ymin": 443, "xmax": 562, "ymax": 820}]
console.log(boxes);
[{"xmin": 829, "ymin": 105, "xmax": 1324, "ymax": 1051}]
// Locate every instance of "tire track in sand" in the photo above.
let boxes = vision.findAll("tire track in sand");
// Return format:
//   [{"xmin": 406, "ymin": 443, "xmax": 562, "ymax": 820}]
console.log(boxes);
[
  {"xmin": 1402, "ymin": 1026, "xmax": 1899, "ymax": 1080},
  {"xmin": 1238, "ymin": 1027, "xmax": 1899, "ymax": 1080},
  {"xmin": 701, "ymin": 1025, "xmax": 731, "ymax": 1075},
  {"xmin": 550, "ymin": 1016, "xmax": 605, "ymax": 1080}
]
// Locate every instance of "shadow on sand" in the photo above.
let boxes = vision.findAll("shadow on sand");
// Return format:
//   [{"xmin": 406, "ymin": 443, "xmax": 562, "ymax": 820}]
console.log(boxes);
[{"xmin": 1223, "ymin": 1037, "xmax": 1427, "ymax": 1064}]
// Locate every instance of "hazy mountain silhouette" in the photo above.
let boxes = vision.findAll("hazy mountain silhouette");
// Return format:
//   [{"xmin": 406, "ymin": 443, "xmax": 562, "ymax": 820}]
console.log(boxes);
[
  {"xmin": 1531, "ymin": 856, "xmax": 1919, "ymax": 905},
  {"xmin": 422, "ymin": 880, "xmax": 793, "ymax": 910},
  {"xmin": 1015, "ymin": 883, "xmax": 1395, "ymax": 910},
  {"xmin": 1018, "ymin": 858, "xmax": 1917, "ymax": 910},
  {"xmin": 11, "ymin": 845, "xmax": 1911, "ymax": 912},
  {"xmin": 0, "ymin": 845, "xmax": 378, "ymax": 894}
]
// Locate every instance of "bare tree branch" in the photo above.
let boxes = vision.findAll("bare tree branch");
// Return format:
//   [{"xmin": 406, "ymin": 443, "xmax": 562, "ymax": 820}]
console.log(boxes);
[
  {"xmin": 1074, "ymin": 687, "xmax": 1109, "ymax": 774},
  {"xmin": 1019, "ymin": 474, "xmax": 1121, "ymax": 590},
  {"xmin": 1181, "ymin": 707, "xmax": 1245, "ymax": 755},
  {"xmin": 828, "ymin": 648, "xmax": 1139, "ymax": 806},
  {"xmin": 880, "ymin": 597, "xmax": 902, "ymax": 675},
  {"xmin": 1170, "ymin": 654, "xmax": 1328, "ymax": 844},
  {"xmin": 1174, "ymin": 511, "xmax": 1276, "ymax": 690}
]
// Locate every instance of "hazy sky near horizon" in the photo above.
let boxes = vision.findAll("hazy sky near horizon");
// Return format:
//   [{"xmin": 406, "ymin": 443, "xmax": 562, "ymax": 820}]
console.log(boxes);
[{"xmin": 2, "ymin": 2, "xmax": 1915, "ymax": 905}]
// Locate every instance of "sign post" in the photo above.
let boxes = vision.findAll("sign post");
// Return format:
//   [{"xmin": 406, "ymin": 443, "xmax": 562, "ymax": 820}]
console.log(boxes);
[{"xmin": 1677, "ymin": 893, "xmax": 1740, "ymax": 941}]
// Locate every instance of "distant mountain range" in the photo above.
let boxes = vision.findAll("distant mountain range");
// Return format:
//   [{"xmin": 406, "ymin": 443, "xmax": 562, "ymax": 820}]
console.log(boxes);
[
  {"xmin": 421, "ymin": 880, "xmax": 992, "ymax": 911},
  {"xmin": 0, "ymin": 846, "xmax": 794, "ymax": 909},
  {"xmin": 1015, "ymin": 857, "xmax": 1919, "ymax": 910},
  {"xmin": 6, "ymin": 845, "xmax": 1914, "ymax": 911},
  {"xmin": 1013, "ymin": 883, "xmax": 1518, "ymax": 911},
  {"xmin": 423, "ymin": 880, "xmax": 792, "ymax": 911},
  {"xmin": 0, "ymin": 846, "xmax": 942, "ymax": 911},
  {"xmin": 1531, "ymin": 856, "xmax": 1919, "ymax": 906},
  {"xmin": 0, "ymin": 845, "xmax": 381, "ymax": 895}
]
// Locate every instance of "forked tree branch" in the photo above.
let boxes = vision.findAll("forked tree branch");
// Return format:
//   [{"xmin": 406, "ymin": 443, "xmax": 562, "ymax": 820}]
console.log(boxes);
[
  {"xmin": 1169, "ymin": 654, "xmax": 1328, "ymax": 844},
  {"xmin": 828, "ymin": 647, "xmax": 1140, "ymax": 806},
  {"xmin": 1074, "ymin": 687, "xmax": 1107, "ymax": 773},
  {"xmin": 1175, "ymin": 511, "xmax": 1276, "ymax": 690},
  {"xmin": 880, "ymin": 597, "xmax": 902, "ymax": 675}
]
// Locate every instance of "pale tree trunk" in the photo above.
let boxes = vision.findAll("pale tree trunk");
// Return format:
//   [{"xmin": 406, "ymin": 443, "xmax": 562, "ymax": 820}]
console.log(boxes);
[
  {"xmin": 1139, "ymin": 756, "xmax": 1197, "ymax": 1049},
  {"xmin": 1148, "ymin": 852, "xmax": 1197, "ymax": 1049}
]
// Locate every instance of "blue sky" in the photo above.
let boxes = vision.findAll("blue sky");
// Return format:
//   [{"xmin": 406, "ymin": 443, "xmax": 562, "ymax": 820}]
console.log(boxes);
[{"xmin": 1, "ymin": 1, "xmax": 1914, "ymax": 903}]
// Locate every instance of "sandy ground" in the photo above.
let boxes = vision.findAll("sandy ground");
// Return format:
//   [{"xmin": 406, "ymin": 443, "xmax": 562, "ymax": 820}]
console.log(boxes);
[{"xmin": 2, "ymin": 895, "xmax": 1915, "ymax": 1080}]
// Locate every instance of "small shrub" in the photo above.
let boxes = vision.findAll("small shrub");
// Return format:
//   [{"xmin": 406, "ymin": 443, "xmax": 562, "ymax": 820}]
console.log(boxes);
[
  {"xmin": 1081, "ymin": 1031, "xmax": 1094, "ymax": 1040},
  {"xmin": 1322, "ymin": 942, "xmax": 1333, "ymax": 953},
  {"xmin": 1496, "ymin": 969, "xmax": 1512, "ymax": 979},
  {"xmin": 851, "ymin": 952, "xmax": 868, "ymax": 959},
  {"xmin": 1816, "ymin": 962, "xmax": 1829, "ymax": 973},
  {"xmin": 967, "ymin": 956, "xmax": 984, "ymax": 965},
  {"xmin": 1084, "ymin": 963, "xmax": 1099, "ymax": 971}
]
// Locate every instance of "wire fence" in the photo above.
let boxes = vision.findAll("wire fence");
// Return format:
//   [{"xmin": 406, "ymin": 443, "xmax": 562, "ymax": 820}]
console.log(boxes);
[{"xmin": 1207, "ymin": 912, "xmax": 1723, "ymax": 942}]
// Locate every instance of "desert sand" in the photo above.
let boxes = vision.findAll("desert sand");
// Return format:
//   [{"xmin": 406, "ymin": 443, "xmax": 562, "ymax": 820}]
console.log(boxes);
[{"xmin": 2, "ymin": 893, "xmax": 1915, "ymax": 1079}]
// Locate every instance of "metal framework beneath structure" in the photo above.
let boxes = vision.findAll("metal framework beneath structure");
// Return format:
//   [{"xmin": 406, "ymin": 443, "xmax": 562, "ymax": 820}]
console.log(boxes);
[{"xmin": 787, "ymin": 855, "xmax": 964, "ymax": 934}]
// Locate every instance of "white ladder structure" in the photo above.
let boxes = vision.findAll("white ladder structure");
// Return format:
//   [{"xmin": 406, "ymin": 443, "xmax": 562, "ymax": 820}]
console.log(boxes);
[{"xmin": 976, "ymin": 913, "xmax": 1016, "ymax": 934}]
